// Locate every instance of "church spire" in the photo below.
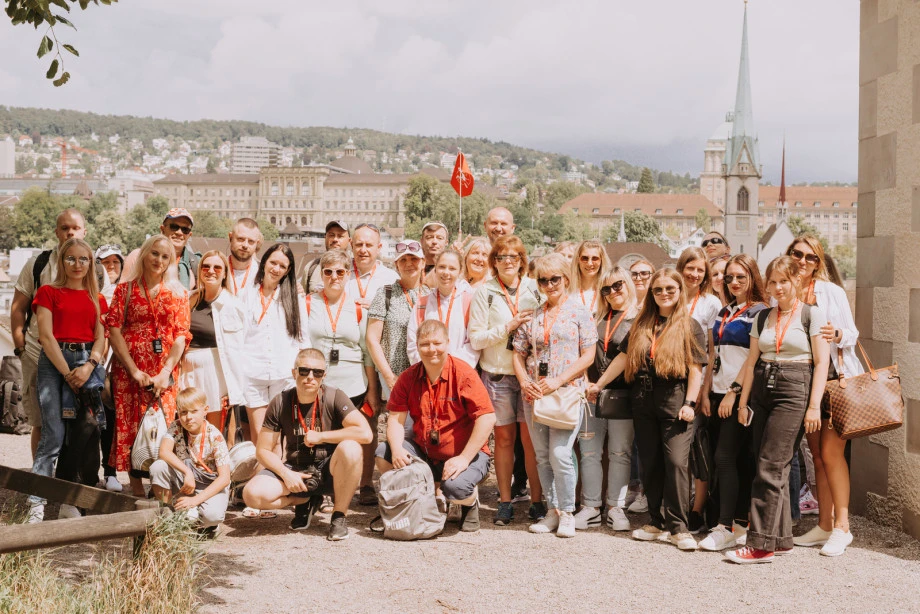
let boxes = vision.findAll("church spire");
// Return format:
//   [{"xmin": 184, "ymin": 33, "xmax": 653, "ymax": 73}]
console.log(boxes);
[{"xmin": 732, "ymin": 2, "xmax": 754, "ymax": 140}]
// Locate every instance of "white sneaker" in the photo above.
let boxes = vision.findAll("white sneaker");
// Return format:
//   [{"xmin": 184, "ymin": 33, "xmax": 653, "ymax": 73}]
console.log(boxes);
[
  {"xmin": 606, "ymin": 507, "xmax": 631, "ymax": 531},
  {"xmin": 670, "ymin": 532, "xmax": 699, "ymax": 551},
  {"xmin": 58, "ymin": 504, "xmax": 82, "ymax": 519},
  {"xmin": 732, "ymin": 522, "xmax": 748, "ymax": 546},
  {"xmin": 699, "ymin": 524, "xmax": 737, "ymax": 551},
  {"xmin": 632, "ymin": 524, "xmax": 668, "ymax": 541},
  {"xmin": 556, "ymin": 511, "xmax": 576, "ymax": 538},
  {"xmin": 105, "ymin": 476, "xmax": 123, "ymax": 492},
  {"xmin": 184, "ymin": 507, "xmax": 200, "ymax": 524},
  {"xmin": 819, "ymin": 528, "xmax": 853, "ymax": 557},
  {"xmin": 794, "ymin": 524, "xmax": 833, "ymax": 547},
  {"xmin": 572, "ymin": 506, "xmax": 601, "ymax": 530},
  {"xmin": 529, "ymin": 512, "xmax": 560, "ymax": 534},
  {"xmin": 27, "ymin": 504, "xmax": 44, "ymax": 524},
  {"xmin": 627, "ymin": 493, "xmax": 648, "ymax": 513}
]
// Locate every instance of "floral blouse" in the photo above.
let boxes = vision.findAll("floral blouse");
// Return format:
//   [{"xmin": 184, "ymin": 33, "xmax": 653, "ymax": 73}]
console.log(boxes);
[{"xmin": 513, "ymin": 298, "xmax": 597, "ymax": 390}]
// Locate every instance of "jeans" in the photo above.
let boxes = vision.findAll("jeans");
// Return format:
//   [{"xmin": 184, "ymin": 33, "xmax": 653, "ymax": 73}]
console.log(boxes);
[
  {"xmin": 578, "ymin": 410, "xmax": 634, "ymax": 508},
  {"xmin": 525, "ymin": 401, "xmax": 581, "ymax": 513},
  {"xmin": 29, "ymin": 347, "xmax": 90, "ymax": 507},
  {"xmin": 711, "ymin": 392, "xmax": 755, "ymax": 527}
]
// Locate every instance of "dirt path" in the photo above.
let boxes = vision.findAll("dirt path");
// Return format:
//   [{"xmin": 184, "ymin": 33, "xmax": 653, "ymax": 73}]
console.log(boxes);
[{"xmin": 3, "ymin": 433, "xmax": 919, "ymax": 613}]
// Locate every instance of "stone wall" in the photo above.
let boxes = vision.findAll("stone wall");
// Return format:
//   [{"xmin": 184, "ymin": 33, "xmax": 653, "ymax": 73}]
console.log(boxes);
[{"xmin": 854, "ymin": 0, "xmax": 920, "ymax": 539}]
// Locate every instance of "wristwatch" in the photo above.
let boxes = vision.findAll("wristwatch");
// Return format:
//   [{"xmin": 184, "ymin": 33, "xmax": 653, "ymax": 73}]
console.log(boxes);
[
  {"xmin": 88, "ymin": 357, "xmax": 100, "ymax": 367},
  {"xmin": 684, "ymin": 399, "xmax": 697, "ymax": 409},
  {"xmin": 729, "ymin": 381, "xmax": 743, "ymax": 394},
  {"xmin": 13, "ymin": 346, "xmax": 24, "ymax": 358}
]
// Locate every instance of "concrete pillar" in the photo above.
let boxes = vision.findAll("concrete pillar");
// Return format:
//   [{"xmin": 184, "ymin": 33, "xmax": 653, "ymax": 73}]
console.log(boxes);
[{"xmin": 854, "ymin": 0, "xmax": 920, "ymax": 538}]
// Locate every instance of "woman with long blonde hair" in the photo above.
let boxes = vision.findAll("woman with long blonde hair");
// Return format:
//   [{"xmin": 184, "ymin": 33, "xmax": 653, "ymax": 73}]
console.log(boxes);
[
  {"xmin": 570, "ymin": 240, "xmax": 611, "ymax": 317},
  {"xmin": 589, "ymin": 268, "xmax": 707, "ymax": 551}
]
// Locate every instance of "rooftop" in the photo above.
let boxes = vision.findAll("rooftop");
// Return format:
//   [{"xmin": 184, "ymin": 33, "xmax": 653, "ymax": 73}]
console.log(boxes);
[
  {"xmin": 758, "ymin": 185, "xmax": 858, "ymax": 207},
  {"xmin": 560, "ymin": 192, "xmax": 724, "ymax": 217}
]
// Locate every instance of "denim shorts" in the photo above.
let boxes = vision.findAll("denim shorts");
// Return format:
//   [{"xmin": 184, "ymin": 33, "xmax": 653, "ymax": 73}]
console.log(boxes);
[{"xmin": 480, "ymin": 371, "xmax": 523, "ymax": 427}]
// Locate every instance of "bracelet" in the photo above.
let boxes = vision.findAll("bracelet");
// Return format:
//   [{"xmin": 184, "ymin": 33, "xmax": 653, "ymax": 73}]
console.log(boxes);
[
  {"xmin": 684, "ymin": 399, "xmax": 697, "ymax": 409},
  {"xmin": 88, "ymin": 357, "xmax": 99, "ymax": 367}
]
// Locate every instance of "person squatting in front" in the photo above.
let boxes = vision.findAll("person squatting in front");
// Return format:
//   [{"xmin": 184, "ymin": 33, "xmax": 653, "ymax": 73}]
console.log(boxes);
[{"xmin": 242, "ymin": 348, "xmax": 372, "ymax": 541}]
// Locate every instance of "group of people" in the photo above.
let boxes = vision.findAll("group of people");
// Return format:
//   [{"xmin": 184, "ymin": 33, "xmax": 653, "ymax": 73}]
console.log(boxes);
[{"xmin": 13, "ymin": 204, "xmax": 860, "ymax": 558}]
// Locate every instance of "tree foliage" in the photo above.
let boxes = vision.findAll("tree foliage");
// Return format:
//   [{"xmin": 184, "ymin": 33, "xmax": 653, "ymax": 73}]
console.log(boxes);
[
  {"xmin": 603, "ymin": 211, "xmax": 666, "ymax": 248},
  {"xmin": 785, "ymin": 215, "xmax": 829, "ymax": 251},
  {"xmin": 695, "ymin": 208, "xmax": 711, "ymax": 232},
  {"xmin": 403, "ymin": 174, "xmax": 496, "ymax": 240},
  {"xmin": 544, "ymin": 181, "xmax": 589, "ymax": 211},
  {"xmin": 637, "ymin": 168, "xmax": 655, "ymax": 193}
]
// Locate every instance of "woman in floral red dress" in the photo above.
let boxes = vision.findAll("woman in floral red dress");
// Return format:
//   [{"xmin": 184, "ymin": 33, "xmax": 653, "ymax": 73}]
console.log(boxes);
[{"xmin": 107, "ymin": 234, "xmax": 190, "ymax": 497}]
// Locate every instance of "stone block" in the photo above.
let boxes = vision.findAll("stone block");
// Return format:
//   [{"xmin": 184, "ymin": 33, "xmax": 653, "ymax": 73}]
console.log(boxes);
[
  {"xmin": 860, "ymin": 338, "xmax": 894, "ymax": 367},
  {"xmin": 912, "ymin": 290, "xmax": 920, "ymax": 343},
  {"xmin": 914, "ymin": 65, "xmax": 920, "ymax": 124},
  {"xmin": 860, "ymin": 17, "xmax": 899, "ymax": 85},
  {"xmin": 858, "ymin": 191, "xmax": 876, "ymax": 237},
  {"xmin": 857, "ymin": 132, "xmax": 897, "ymax": 192},
  {"xmin": 861, "ymin": 0, "xmax": 879, "ymax": 31},
  {"xmin": 862, "ymin": 80, "xmax": 879, "ymax": 138},
  {"xmin": 907, "ymin": 398, "xmax": 920, "ymax": 454},
  {"xmin": 856, "ymin": 236, "xmax": 894, "ymax": 287},
  {"xmin": 851, "ymin": 437, "xmax": 890, "ymax": 514},
  {"xmin": 856, "ymin": 287, "xmax": 874, "ymax": 339},
  {"xmin": 904, "ymin": 507, "xmax": 920, "ymax": 541}
]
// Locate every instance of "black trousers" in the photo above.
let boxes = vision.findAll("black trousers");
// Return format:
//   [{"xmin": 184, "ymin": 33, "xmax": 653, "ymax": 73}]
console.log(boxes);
[
  {"xmin": 748, "ymin": 360, "xmax": 813, "ymax": 551},
  {"xmin": 101, "ymin": 404, "xmax": 117, "ymax": 477},
  {"xmin": 710, "ymin": 392, "xmax": 755, "ymax": 527},
  {"xmin": 632, "ymin": 378, "xmax": 693, "ymax": 535}
]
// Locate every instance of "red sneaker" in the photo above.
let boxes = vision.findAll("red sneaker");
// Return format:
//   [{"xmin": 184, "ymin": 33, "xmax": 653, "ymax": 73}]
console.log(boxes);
[
  {"xmin": 724, "ymin": 546, "xmax": 775, "ymax": 564},
  {"xmin": 774, "ymin": 546, "xmax": 793, "ymax": 556}
]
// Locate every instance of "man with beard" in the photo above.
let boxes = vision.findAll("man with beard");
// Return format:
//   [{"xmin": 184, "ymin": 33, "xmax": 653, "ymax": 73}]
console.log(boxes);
[
  {"xmin": 302, "ymin": 221, "xmax": 351, "ymax": 294},
  {"xmin": 227, "ymin": 218, "xmax": 263, "ymax": 295}
]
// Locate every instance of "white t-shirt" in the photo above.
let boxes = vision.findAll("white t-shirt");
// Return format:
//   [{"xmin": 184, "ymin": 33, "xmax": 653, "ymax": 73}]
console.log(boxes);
[
  {"xmin": 406, "ymin": 285, "xmax": 480, "ymax": 368},
  {"xmin": 239, "ymin": 284, "xmax": 311, "ymax": 381}
]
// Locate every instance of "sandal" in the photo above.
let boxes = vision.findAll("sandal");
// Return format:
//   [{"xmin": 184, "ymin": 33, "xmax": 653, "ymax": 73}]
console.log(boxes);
[
  {"xmin": 259, "ymin": 510, "xmax": 277, "ymax": 519},
  {"xmin": 242, "ymin": 507, "xmax": 261, "ymax": 518},
  {"xmin": 319, "ymin": 495, "xmax": 334, "ymax": 514}
]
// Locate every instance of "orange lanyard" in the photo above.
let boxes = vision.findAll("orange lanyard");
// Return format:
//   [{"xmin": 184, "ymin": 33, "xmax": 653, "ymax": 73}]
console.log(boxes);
[
  {"xmin": 399, "ymin": 282, "xmax": 415, "ymax": 310},
  {"xmin": 140, "ymin": 277, "xmax": 161, "ymax": 318},
  {"xmin": 323, "ymin": 292, "xmax": 346, "ymax": 336},
  {"xmin": 688, "ymin": 292, "xmax": 700, "ymax": 317},
  {"xmin": 257, "ymin": 285, "xmax": 275, "ymax": 324},
  {"xmin": 580, "ymin": 288, "xmax": 597, "ymax": 313},
  {"xmin": 436, "ymin": 288, "xmax": 456, "ymax": 326},
  {"xmin": 186, "ymin": 429, "xmax": 208, "ymax": 471},
  {"xmin": 804, "ymin": 280, "xmax": 816, "ymax": 306},
  {"xmin": 293, "ymin": 396, "xmax": 320, "ymax": 433},
  {"xmin": 231, "ymin": 264, "xmax": 250, "ymax": 295},
  {"xmin": 424, "ymin": 375, "xmax": 444, "ymax": 432},
  {"xmin": 353, "ymin": 261, "xmax": 377, "ymax": 299},
  {"xmin": 775, "ymin": 299, "xmax": 799, "ymax": 355},
  {"xmin": 497, "ymin": 277, "xmax": 520, "ymax": 316},
  {"xmin": 717, "ymin": 302, "xmax": 751, "ymax": 343},
  {"xmin": 603, "ymin": 310, "xmax": 628, "ymax": 352},
  {"xmin": 543, "ymin": 295, "xmax": 568, "ymax": 346}
]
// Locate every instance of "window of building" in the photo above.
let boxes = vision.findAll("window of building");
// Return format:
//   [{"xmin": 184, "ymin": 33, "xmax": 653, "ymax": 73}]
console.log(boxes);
[
  {"xmin": 286, "ymin": 182, "xmax": 294, "ymax": 196},
  {"xmin": 613, "ymin": 208, "xmax": 621, "ymax": 214},
  {"xmin": 301, "ymin": 216, "xmax": 307, "ymax": 225},
  {"xmin": 676, "ymin": 209, "xmax": 683, "ymax": 215},
  {"xmin": 813, "ymin": 202, "xmax": 821, "ymax": 207},
  {"xmin": 573, "ymin": 208, "xmax": 579, "ymax": 213},
  {"xmin": 271, "ymin": 182, "xmax": 279, "ymax": 196},
  {"xmin": 655, "ymin": 209, "xmax": 663, "ymax": 215},
  {"xmin": 833, "ymin": 202, "xmax": 840, "ymax": 207},
  {"xmin": 758, "ymin": 201, "xmax": 764, "ymax": 207},
  {"xmin": 852, "ymin": 202, "xmax": 858, "ymax": 208},
  {"xmin": 301, "ymin": 184, "xmax": 311, "ymax": 196},
  {"xmin": 795, "ymin": 201, "xmax": 802, "ymax": 207},
  {"xmin": 737, "ymin": 187, "xmax": 749, "ymax": 212},
  {"xmin": 843, "ymin": 222, "xmax": 849, "ymax": 231},
  {"xmin": 592, "ymin": 208, "xmax": 600, "ymax": 214},
  {"xmin": 834, "ymin": 213, "xmax": 839, "ymax": 218},
  {"xmin": 270, "ymin": 216, "xmax": 276, "ymax": 224}
]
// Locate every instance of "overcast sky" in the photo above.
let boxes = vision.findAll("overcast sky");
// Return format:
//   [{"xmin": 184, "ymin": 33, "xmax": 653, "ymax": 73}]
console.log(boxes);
[{"xmin": 0, "ymin": 0, "xmax": 859, "ymax": 182}]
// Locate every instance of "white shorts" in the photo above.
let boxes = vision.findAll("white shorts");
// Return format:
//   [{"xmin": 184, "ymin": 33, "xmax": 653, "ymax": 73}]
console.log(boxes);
[
  {"xmin": 178, "ymin": 348, "xmax": 228, "ymax": 414},
  {"xmin": 244, "ymin": 376, "xmax": 293, "ymax": 408}
]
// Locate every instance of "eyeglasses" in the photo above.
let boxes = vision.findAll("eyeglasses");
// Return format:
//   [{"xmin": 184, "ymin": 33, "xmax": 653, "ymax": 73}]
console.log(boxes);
[
  {"xmin": 396, "ymin": 241, "xmax": 422, "ymax": 254},
  {"xmin": 201, "ymin": 263, "xmax": 225, "ymax": 272},
  {"xmin": 788, "ymin": 248, "xmax": 820, "ymax": 266},
  {"xmin": 97, "ymin": 243, "xmax": 123, "ymax": 253},
  {"xmin": 701, "ymin": 237, "xmax": 725, "ymax": 248},
  {"xmin": 537, "ymin": 275, "xmax": 563, "ymax": 287},
  {"xmin": 322, "ymin": 268, "xmax": 348, "ymax": 278},
  {"xmin": 166, "ymin": 222, "xmax": 192, "ymax": 235},
  {"xmin": 296, "ymin": 367, "xmax": 326, "ymax": 378},
  {"xmin": 600, "ymin": 280, "xmax": 626, "ymax": 296},
  {"xmin": 724, "ymin": 274, "xmax": 748, "ymax": 284},
  {"xmin": 631, "ymin": 270, "xmax": 652, "ymax": 280},
  {"xmin": 495, "ymin": 254, "xmax": 521, "ymax": 263},
  {"xmin": 652, "ymin": 286, "xmax": 679, "ymax": 296},
  {"xmin": 64, "ymin": 256, "xmax": 91, "ymax": 266},
  {"xmin": 580, "ymin": 255, "xmax": 601, "ymax": 263},
  {"xmin": 354, "ymin": 223, "xmax": 380, "ymax": 233}
]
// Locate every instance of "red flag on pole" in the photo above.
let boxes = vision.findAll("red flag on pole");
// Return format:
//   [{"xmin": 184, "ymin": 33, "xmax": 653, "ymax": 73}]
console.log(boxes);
[{"xmin": 450, "ymin": 152, "xmax": 474, "ymax": 197}]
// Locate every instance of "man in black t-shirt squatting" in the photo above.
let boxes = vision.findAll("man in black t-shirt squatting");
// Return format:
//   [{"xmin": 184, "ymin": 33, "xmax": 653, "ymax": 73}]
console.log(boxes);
[{"xmin": 243, "ymin": 349, "xmax": 372, "ymax": 541}]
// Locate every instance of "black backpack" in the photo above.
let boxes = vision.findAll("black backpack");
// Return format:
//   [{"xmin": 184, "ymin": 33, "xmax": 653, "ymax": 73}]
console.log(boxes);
[
  {"xmin": 0, "ymin": 355, "xmax": 28, "ymax": 435},
  {"xmin": 21, "ymin": 249, "xmax": 107, "ymax": 334}
]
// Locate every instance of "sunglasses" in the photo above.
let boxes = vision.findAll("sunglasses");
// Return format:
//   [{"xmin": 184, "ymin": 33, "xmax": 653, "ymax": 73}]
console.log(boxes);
[
  {"xmin": 701, "ymin": 237, "xmax": 725, "ymax": 248},
  {"xmin": 97, "ymin": 243, "xmax": 123, "ymax": 253},
  {"xmin": 396, "ymin": 241, "xmax": 422, "ymax": 254},
  {"xmin": 354, "ymin": 223, "xmax": 380, "ymax": 233},
  {"xmin": 600, "ymin": 280, "xmax": 626, "ymax": 296},
  {"xmin": 537, "ymin": 275, "xmax": 563, "ymax": 287},
  {"xmin": 296, "ymin": 367, "xmax": 326, "ymax": 378},
  {"xmin": 724, "ymin": 274, "xmax": 748, "ymax": 284},
  {"xmin": 322, "ymin": 268, "xmax": 348, "ymax": 278},
  {"xmin": 788, "ymin": 248, "xmax": 820, "ymax": 265},
  {"xmin": 652, "ymin": 286, "xmax": 679, "ymax": 296},
  {"xmin": 495, "ymin": 254, "xmax": 521, "ymax": 263},
  {"xmin": 631, "ymin": 270, "xmax": 652, "ymax": 280},
  {"xmin": 64, "ymin": 256, "xmax": 91, "ymax": 266},
  {"xmin": 166, "ymin": 222, "xmax": 192, "ymax": 235},
  {"xmin": 201, "ymin": 263, "xmax": 225, "ymax": 272},
  {"xmin": 580, "ymin": 255, "xmax": 601, "ymax": 263}
]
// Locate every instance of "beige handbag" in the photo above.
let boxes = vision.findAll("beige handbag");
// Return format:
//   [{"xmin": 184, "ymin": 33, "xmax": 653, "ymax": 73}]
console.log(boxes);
[{"xmin": 530, "ymin": 316, "xmax": 585, "ymax": 430}]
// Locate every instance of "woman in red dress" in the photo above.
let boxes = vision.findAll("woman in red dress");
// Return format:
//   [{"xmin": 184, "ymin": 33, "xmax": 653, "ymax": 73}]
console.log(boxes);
[{"xmin": 107, "ymin": 234, "xmax": 190, "ymax": 497}]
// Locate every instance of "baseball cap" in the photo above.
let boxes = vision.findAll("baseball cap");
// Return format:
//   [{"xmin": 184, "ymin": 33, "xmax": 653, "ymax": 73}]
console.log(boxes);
[
  {"xmin": 164, "ymin": 207, "xmax": 194, "ymax": 226},
  {"xmin": 394, "ymin": 240, "xmax": 423, "ymax": 262},
  {"xmin": 421, "ymin": 221, "xmax": 449, "ymax": 235},
  {"xmin": 95, "ymin": 243, "xmax": 124, "ymax": 263},
  {"xmin": 325, "ymin": 220, "xmax": 349, "ymax": 234}
]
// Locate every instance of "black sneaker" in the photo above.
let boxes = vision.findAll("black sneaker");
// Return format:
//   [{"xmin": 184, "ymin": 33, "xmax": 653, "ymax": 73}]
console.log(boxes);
[
  {"xmin": 688, "ymin": 510, "xmax": 705, "ymax": 535},
  {"xmin": 327, "ymin": 515, "xmax": 349, "ymax": 541},
  {"xmin": 528, "ymin": 501, "xmax": 547, "ymax": 521},
  {"xmin": 291, "ymin": 496, "xmax": 320, "ymax": 531},
  {"xmin": 494, "ymin": 501, "xmax": 514, "ymax": 526},
  {"xmin": 459, "ymin": 500, "xmax": 480, "ymax": 532}
]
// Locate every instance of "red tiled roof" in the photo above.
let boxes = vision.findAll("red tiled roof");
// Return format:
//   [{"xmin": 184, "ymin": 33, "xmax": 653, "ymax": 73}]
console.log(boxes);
[
  {"xmin": 758, "ymin": 186, "xmax": 857, "ymax": 208},
  {"xmin": 154, "ymin": 174, "xmax": 259, "ymax": 185},
  {"xmin": 560, "ymin": 193, "xmax": 723, "ymax": 218}
]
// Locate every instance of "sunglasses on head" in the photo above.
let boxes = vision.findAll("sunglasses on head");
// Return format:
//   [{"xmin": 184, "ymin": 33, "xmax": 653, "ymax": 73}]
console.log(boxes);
[
  {"xmin": 354, "ymin": 223, "xmax": 380, "ymax": 233},
  {"xmin": 537, "ymin": 275, "xmax": 563, "ymax": 287},
  {"xmin": 631, "ymin": 270, "xmax": 652, "ymax": 280},
  {"xmin": 297, "ymin": 367, "xmax": 326, "ymax": 378},
  {"xmin": 788, "ymin": 248, "xmax": 820, "ymax": 265},
  {"xmin": 495, "ymin": 254, "xmax": 521, "ymax": 263},
  {"xmin": 600, "ymin": 280, "xmax": 626, "ymax": 296},
  {"xmin": 701, "ymin": 237, "xmax": 725, "ymax": 248},
  {"xmin": 166, "ymin": 222, "xmax": 192, "ymax": 235},
  {"xmin": 652, "ymin": 286, "xmax": 679, "ymax": 296},
  {"xmin": 396, "ymin": 241, "xmax": 422, "ymax": 254},
  {"xmin": 322, "ymin": 268, "xmax": 348, "ymax": 278},
  {"xmin": 724, "ymin": 274, "xmax": 748, "ymax": 284}
]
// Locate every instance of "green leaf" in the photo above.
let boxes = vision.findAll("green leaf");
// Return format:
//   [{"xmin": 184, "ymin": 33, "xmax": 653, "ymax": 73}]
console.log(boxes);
[
  {"xmin": 50, "ymin": 0, "xmax": 71, "ymax": 11},
  {"xmin": 46, "ymin": 59, "xmax": 59, "ymax": 79},
  {"xmin": 52, "ymin": 71, "xmax": 71, "ymax": 87},
  {"xmin": 55, "ymin": 14, "xmax": 75, "ymax": 28},
  {"xmin": 62, "ymin": 43, "xmax": 79, "ymax": 56},
  {"xmin": 37, "ymin": 35, "xmax": 52, "ymax": 58}
]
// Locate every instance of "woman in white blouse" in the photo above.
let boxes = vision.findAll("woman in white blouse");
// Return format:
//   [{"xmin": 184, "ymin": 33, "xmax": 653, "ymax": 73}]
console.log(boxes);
[
  {"xmin": 570, "ymin": 240, "xmax": 611, "ymax": 318},
  {"xmin": 406, "ymin": 249, "xmax": 479, "ymax": 368}
]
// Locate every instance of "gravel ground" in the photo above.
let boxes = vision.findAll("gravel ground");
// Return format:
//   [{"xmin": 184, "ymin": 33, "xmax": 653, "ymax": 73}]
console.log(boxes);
[{"xmin": 3, "ymin": 432, "xmax": 920, "ymax": 613}]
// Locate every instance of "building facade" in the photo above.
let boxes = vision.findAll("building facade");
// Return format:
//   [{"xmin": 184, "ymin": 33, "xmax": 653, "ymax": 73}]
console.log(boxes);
[
  {"xmin": 231, "ymin": 136, "xmax": 280, "ymax": 174},
  {"xmin": 0, "ymin": 136, "xmax": 14, "ymax": 178},
  {"xmin": 559, "ymin": 193, "xmax": 724, "ymax": 239},
  {"xmin": 757, "ymin": 185, "xmax": 858, "ymax": 249}
]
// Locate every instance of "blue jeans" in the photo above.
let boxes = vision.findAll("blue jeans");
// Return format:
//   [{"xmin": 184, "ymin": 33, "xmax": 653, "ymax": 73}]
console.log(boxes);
[
  {"xmin": 578, "ymin": 410, "xmax": 634, "ymax": 508},
  {"xmin": 29, "ymin": 347, "xmax": 90, "ymax": 506},
  {"xmin": 525, "ymin": 402, "xmax": 581, "ymax": 513}
]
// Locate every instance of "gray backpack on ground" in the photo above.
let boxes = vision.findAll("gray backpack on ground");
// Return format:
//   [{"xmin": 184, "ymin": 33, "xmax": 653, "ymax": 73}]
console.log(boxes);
[
  {"xmin": 0, "ymin": 355, "xmax": 28, "ymax": 435},
  {"xmin": 371, "ymin": 456, "xmax": 445, "ymax": 540}
]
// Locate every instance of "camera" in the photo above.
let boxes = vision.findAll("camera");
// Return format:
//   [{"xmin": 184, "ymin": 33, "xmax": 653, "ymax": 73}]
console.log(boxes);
[{"xmin": 293, "ymin": 446, "xmax": 327, "ymax": 493}]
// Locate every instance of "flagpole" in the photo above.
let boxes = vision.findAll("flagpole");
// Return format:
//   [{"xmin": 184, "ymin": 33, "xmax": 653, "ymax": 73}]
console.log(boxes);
[{"xmin": 458, "ymin": 148, "xmax": 463, "ymax": 238}]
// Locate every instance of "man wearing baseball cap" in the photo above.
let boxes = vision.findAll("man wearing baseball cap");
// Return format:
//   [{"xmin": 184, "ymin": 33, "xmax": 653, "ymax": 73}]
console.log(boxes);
[
  {"xmin": 301, "ymin": 220, "xmax": 351, "ymax": 294},
  {"xmin": 122, "ymin": 208, "xmax": 200, "ymax": 290}
]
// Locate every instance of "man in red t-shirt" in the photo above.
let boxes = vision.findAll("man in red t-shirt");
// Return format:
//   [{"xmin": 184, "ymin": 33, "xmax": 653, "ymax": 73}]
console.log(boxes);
[{"xmin": 375, "ymin": 320, "xmax": 495, "ymax": 532}]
